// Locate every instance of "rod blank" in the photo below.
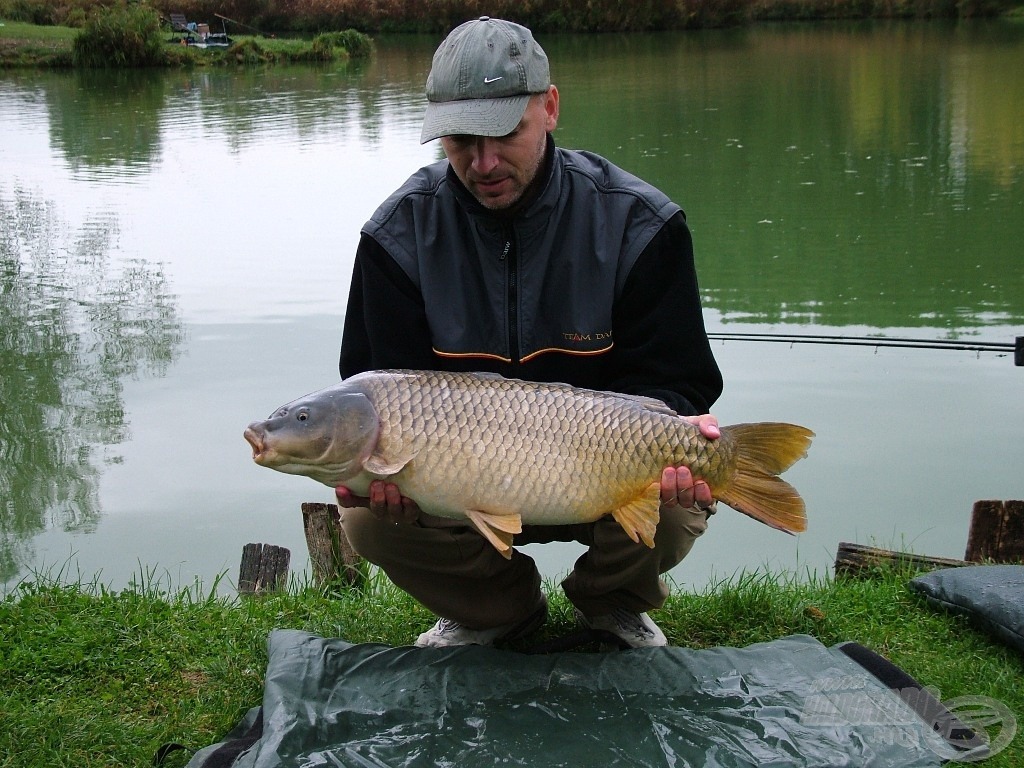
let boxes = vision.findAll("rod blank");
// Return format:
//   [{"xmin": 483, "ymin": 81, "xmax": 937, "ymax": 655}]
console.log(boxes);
[{"xmin": 707, "ymin": 332, "xmax": 1021, "ymax": 365}]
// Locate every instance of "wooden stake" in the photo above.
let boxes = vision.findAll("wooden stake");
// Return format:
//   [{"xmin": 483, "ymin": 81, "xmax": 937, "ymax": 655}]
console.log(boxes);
[
  {"xmin": 238, "ymin": 543, "xmax": 290, "ymax": 594},
  {"xmin": 965, "ymin": 500, "xmax": 1024, "ymax": 563},
  {"xmin": 302, "ymin": 502, "xmax": 365, "ymax": 588}
]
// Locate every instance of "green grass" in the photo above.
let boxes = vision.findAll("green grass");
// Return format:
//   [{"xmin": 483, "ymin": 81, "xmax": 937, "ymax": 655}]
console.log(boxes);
[
  {"xmin": 0, "ymin": 19, "xmax": 76, "ymax": 66},
  {"xmin": 1, "ymin": 565, "xmax": 1021, "ymax": 766},
  {"xmin": 0, "ymin": 19, "xmax": 75, "ymax": 41}
]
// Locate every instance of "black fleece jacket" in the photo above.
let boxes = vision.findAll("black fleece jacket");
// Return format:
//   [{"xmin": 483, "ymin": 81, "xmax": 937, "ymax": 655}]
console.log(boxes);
[{"xmin": 340, "ymin": 142, "xmax": 722, "ymax": 417}]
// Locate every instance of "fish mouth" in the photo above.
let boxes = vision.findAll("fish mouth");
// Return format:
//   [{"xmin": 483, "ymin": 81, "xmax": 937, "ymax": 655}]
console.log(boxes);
[{"xmin": 244, "ymin": 425, "xmax": 269, "ymax": 463}]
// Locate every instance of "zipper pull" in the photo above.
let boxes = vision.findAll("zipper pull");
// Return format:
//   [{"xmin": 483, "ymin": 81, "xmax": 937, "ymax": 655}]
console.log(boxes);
[{"xmin": 499, "ymin": 240, "xmax": 510, "ymax": 260}]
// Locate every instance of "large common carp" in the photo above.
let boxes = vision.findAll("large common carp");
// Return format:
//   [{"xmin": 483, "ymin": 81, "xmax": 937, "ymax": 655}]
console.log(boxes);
[{"xmin": 244, "ymin": 370, "xmax": 813, "ymax": 558}]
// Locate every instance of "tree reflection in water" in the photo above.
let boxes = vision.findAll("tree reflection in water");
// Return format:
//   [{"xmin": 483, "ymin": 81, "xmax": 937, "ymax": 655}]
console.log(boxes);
[{"xmin": 0, "ymin": 188, "xmax": 185, "ymax": 580}]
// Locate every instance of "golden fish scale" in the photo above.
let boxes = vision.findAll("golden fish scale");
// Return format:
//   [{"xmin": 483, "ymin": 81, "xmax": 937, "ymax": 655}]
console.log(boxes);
[{"xmin": 356, "ymin": 371, "xmax": 733, "ymax": 524}]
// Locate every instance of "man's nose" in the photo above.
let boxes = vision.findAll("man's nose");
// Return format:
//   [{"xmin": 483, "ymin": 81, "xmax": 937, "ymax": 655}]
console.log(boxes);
[{"xmin": 470, "ymin": 137, "xmax": 500, "ymax": 174}]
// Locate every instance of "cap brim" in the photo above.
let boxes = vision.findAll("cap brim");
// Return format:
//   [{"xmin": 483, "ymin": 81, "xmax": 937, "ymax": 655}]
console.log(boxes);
[{"xmin": 420, "ymin": 94, "xmax": 532, "ymax": 144}]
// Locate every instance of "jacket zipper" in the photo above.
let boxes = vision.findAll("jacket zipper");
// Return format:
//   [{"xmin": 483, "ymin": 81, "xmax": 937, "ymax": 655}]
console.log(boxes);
[{"xmin": 499, "ymin": 237, "xmax": 519, "ymax": 366}]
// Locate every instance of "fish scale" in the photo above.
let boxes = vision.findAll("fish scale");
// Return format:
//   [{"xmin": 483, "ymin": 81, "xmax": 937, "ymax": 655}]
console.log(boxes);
[{"xmin": 245, "ymin": 369, "xmax": 814, "ymax": 558}]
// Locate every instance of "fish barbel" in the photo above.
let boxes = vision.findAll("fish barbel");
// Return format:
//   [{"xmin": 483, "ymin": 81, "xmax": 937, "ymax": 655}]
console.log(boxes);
[{"xmin": 244, "ymin": 370, "xmax": 814, "ymax": 558}]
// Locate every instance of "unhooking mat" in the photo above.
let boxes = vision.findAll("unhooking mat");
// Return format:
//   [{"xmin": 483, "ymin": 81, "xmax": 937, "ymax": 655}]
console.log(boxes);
[{"xmin": 181, "ymin": 630, "xmax": 984, "ymax": 767}]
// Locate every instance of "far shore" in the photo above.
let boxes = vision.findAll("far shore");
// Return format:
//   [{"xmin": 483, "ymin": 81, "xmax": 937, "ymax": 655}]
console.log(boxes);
[{"xmin": 2, "ymin": 4, "xmax": 1024, "ymax": 69}]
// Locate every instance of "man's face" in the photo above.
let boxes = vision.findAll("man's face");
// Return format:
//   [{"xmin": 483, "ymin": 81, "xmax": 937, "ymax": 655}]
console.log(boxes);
[{"xmin": 440, "ymin": 86, "xmax": 560, "ymax": 210}]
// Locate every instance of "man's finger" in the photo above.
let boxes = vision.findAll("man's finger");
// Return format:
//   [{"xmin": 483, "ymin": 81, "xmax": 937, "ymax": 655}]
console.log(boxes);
[
  {"xmin": 335, "ymin": 486, "xmax": 368, "ymax": 508},
  {"xmin": 383, "ymin": 483, "xmax": 403, "ymax": 509},
  {"xmin": 660, "ymin": 467, "xmax": 679, "ymax": 505}
]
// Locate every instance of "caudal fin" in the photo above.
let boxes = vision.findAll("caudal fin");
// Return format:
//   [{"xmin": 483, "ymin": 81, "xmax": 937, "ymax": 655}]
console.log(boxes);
[{"xmin": 715, "ymin": 423, "xmax": 814, "ymax": 534}]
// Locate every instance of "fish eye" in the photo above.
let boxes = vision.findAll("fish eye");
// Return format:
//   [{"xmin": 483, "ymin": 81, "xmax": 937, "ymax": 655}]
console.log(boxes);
[{"xmin": 297, "ymin": 409, "xmax": 309, "ymax": 422}]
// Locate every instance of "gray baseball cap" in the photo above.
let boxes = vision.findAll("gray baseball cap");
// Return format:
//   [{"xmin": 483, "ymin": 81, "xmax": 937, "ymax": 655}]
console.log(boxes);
[{"xmin": 420, "ymin": 17, "xmax": 550, "ymax": 144}]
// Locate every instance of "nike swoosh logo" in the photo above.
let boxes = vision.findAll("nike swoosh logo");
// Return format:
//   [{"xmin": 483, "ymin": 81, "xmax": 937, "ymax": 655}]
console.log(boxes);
[{"xmin": 483, "ymin": 76, "xmax": 503, "ymax": 84}]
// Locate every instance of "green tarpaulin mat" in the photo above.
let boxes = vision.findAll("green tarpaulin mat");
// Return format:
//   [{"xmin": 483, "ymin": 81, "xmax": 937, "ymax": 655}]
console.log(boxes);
[{"xmin": 183, "ymin": 630, "xmax": 978, "ymax": 767}]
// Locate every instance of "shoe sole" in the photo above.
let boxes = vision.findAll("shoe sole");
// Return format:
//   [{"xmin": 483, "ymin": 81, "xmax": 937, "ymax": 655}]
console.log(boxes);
[
  {"xmin": 572, "ymin": 608, "xmax": 667, "ymax": 650},
  {"xmin": 415, "ymin": 599, "xmax": 548, "ymax": 648}
]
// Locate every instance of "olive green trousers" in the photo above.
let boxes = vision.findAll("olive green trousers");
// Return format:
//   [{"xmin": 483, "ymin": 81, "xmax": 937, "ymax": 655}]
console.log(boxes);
[{"xmin": 340, "ymin": 504, "xmax": 710, "ymax": 630}]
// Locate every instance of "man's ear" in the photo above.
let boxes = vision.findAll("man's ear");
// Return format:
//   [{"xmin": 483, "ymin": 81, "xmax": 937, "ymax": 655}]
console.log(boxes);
[{"xmin": 544, "ymin": 85, "xmax": 560, "ymax": 132}]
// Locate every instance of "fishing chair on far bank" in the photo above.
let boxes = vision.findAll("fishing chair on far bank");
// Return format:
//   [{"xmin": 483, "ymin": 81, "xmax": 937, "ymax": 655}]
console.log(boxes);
[{"xmin": 168, "ymin": 12, "xmax": 196, "ymax": 44}]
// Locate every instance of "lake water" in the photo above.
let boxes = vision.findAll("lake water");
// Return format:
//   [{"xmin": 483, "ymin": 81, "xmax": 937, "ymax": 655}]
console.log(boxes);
[{"xmin": 1, "ymin": 21, "xmax": 1022, "ymax": 595}]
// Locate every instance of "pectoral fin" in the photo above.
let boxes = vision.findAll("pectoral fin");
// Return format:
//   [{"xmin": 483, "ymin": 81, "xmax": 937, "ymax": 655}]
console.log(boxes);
[
  {"xmin": 465, "ymin": 509, "xmax": 522, "ymax": 560},
  {"xmin": 363, "ymin": 452, "xmax": 413, "ymax": 476},
  {"xmin": 610, "ymin": 483, "xmax": 662, "ymax": 548}
]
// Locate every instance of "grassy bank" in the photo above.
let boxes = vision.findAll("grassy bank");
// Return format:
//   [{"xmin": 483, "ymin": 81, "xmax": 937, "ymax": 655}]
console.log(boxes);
[
  {"xmin": 0, "ymin": 17, "xmax": 372, "ymax": 68},
  {"xmin": 1, "ymin": 566, "xmax": 1021, "ymax": 766},
  {"xmin": 0, "ymin": 19, "xmax": 76, "ymax": 66}
]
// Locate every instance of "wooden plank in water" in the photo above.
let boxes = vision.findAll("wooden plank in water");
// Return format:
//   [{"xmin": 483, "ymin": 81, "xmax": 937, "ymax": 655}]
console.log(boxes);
[
  {"xmin": 238, "ymin": 542, "xmax": 290, "ymax": 594},
  {"xmin": 838, "ymin": 499, "xmax": 1024, "ymax": 578},
  {"xmin": 835, "ymin": 542, "xmax": 971, "ymax": 578},
  {"xmin": 302, "ymin": 501, "xmax": 365, "ymax": 588},
  {"xmin": 965, "ymin": 500, "xmax": 1024, "ymax": 563}
]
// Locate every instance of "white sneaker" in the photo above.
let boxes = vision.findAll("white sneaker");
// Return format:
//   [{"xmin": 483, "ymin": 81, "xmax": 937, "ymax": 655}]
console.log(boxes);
[
  {"xmin": 415, "ymin": 597, "xmax": 547, "ymax": 648},
  {"xmin": 575, "ymin": 607, "xmax": 668, "ymax": 648}
]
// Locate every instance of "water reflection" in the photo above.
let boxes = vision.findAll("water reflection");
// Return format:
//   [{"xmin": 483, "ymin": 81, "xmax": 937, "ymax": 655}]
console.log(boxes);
[
  {"xmin": 34, "ymin": 53, "xmax": 430, "ymax": 182},
  {"xmin": 31, "ymin": 27, "xmax": 1019, "ymax": 331},
  {"xmin": 0, "ymin": 189, "xmax": 185, "ymax": 579},
  {"xmin": 46, "ymin": 69, "xmax": 169, "ymax": 180},
  {"xmin": 550, "ymin": 23, "xmax": 1024, "ymax": 331}
]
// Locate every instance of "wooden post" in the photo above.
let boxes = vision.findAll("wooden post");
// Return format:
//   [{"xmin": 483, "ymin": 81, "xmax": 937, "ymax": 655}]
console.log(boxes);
[
  {"xmin": 834, "ymin": 542, "xmax": 971, "ymax": 578},
  {"xmin": 1015, "ymin": 336, "xmax": 1022, "ymax": 367},
  {"xmin": 238, "ymin": 543, "xmax": 290, "ymax": 594},
  {"xmin": 302, "ymin": 502, "xmax": 365, "ymax": 588},
  {"xmin": 965, "ymin": 500, "xmax": 1024, "ymax": 563}
]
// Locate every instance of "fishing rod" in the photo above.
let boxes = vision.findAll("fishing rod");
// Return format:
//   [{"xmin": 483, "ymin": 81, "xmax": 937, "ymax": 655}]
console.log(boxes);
[
  {"xmin": 706, "ymin": 332, "xmax": 1023, "ymax": 365},
  {"xmin": 214, "ymin": 12, "xmax": 266, "ymax": 36}
]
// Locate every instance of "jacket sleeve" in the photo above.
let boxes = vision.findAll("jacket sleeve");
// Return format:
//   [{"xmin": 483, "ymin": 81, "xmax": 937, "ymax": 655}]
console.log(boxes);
[
  {"xmin": 339, "ymin": 234, "xmax": 438, "ymax": 378},
  {"xmin": 609, "ymin": 211, "xmax": 723, "ymax": 416}
]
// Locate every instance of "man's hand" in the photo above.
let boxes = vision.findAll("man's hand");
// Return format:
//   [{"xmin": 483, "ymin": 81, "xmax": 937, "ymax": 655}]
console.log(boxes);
[
  {"xmin": 336, "ymin": 480, "xmax": 421, "ymax": 525},
  {"xmin": 660, "ymin": 414, "xmax": 719, "ymax": 511}
]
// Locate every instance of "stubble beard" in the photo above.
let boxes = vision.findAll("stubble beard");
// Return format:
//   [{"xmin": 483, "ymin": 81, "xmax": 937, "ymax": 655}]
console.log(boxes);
[{"xmin": 473, "ymin": 133, "xmax": 547, "ymax": 211}]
